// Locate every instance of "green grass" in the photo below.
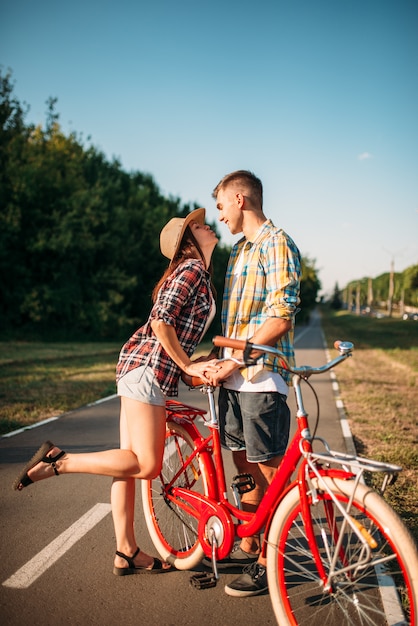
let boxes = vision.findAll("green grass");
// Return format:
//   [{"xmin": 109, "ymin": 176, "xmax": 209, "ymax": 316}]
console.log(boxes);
[
  {"xmin": 321, "ymin": 307, "xmax": 418, "ymax": 351},
  {"xmin": 320, "ymin": 306, "xmax": 418, "ymax": 543},
  {"xmin": 0, "ymin": 342, "xmax": 120, "ymax": 435}
]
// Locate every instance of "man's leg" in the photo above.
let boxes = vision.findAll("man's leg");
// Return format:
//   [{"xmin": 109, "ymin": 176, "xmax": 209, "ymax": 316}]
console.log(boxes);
[{"xmin": 231, "ymin": 450, "xmax": 267, "ymax": 554}]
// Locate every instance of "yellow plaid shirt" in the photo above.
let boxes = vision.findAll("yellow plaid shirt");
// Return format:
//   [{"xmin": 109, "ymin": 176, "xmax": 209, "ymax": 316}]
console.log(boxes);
[{"xmin": 221, "ymin": 220, "xmax": 301, "ymax": 384}]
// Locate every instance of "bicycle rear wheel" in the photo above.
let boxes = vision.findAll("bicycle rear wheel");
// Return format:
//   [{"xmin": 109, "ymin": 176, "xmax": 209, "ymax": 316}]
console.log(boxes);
[
  {"xmin": 267, "ymin": 476, "xmax": 418, "ymax": 625},
  {"xmin": 141, "ymin": 420, "xmax": 209, "ymax": 570}
]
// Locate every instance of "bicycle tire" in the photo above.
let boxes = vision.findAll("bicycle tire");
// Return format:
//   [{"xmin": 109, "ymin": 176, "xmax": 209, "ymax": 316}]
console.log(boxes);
[
  {"xmin": 141, "ymin": 420, "xmax": 208, "ymax": 570},
  {"xmin": 267, "ymin": 476, "xmax": 418, "ymax": 625}
]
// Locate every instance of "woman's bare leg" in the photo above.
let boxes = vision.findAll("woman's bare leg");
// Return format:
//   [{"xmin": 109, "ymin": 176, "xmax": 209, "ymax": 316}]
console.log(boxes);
[
  {"xmin": 22, "ymin": 398, "xmax": 168, "ymax": 484},
  {"xmin": 111, "ymin": 397, "xmax": 169, "ymax": 569}
]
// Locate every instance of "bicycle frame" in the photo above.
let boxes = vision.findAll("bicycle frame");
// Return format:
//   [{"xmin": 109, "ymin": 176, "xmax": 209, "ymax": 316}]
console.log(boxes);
[
  {"xmin": 144, "ymin": 338, "xmax": 418, "ymax": 623},
  {"xmin": 161, "ymin": 338, "xmax": 404, "ymax": 591},
  {"xmin": 165, "ymin": 386, "xmax": 355, "ymax": 578}
]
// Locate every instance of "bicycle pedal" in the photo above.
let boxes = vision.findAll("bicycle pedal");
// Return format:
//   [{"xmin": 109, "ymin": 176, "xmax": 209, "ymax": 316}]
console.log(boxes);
[
  {"xmin": 231, "ymin": 473, "xmax": 256, "ymax": 494},
  {"xmin": 189, "ymin": 572, "xmax": 218, "ymax": 589}
]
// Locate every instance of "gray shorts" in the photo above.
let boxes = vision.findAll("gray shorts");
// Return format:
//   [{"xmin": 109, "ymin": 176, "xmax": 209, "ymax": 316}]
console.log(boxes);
[
  {"xmin": 218, "ymin": 387, "xmax": 290, "ymax": 463},
  {"xmin": 117, "ymin": 365, "xmax": 166, "ymax": 406}
]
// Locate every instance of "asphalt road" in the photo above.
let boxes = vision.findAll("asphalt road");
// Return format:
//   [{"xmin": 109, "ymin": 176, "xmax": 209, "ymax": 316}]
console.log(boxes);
[{"xmin": 0, "ymin": 312, "xmax": 353, "ymax": 625}]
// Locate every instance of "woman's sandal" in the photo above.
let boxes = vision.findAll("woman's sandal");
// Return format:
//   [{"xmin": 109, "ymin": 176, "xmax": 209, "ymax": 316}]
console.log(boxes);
[
  {"xmin": 113, "ymin": 547, "xmax": 171, "ymax": 576},
  {"xmin": 12, "ymin": 441, "xmax": 65, "ymax": 491}
]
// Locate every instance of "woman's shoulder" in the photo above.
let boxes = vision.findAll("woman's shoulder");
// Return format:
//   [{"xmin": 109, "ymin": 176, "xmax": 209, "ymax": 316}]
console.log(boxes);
[
  {"xmin": 172, "ymin": 258, "xmax": 206, "ymax": 276},
  {"xmin": 164, "ymin": 259, "xmax": 208, "ymax": 290}
]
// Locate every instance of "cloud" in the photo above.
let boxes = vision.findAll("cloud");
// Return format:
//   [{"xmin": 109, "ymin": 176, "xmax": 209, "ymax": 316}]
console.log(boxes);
[{"xmin": 357, "ymin": 152, "xmax": 373, "ymax": 161}]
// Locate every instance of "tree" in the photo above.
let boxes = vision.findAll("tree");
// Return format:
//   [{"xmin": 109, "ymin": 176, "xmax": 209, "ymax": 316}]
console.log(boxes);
[
  {"xmin": 403, "ymin": 265, "xmax": 418, "ymax": 307},
  {"xmin": 0, "ymin": 70, "xmax": 231, "ymax": 339},
  {"xmin": 298, "ymin": 256, "xmax": 321, "ymax": 324},
  {"xmin": 330, "ymin": 283, "xmax": 342, "ymax": 310},
  {"xmin": 0, "ymin": 69, "xmax": 34, "ymax": 327},
  {"xmin": 0, "ymin": 70, "xmax": 323, "ymax": 339}
]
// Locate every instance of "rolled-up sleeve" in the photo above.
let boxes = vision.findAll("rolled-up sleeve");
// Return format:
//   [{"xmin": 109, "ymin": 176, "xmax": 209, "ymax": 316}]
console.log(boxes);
[{"xmin": 264, "ymin": 233, "xmax": 301, "ymax": 320}]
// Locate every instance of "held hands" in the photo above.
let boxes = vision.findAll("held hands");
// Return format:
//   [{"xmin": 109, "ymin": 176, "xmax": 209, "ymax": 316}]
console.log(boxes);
[
  {"xmin": 184, "ymin": 356, "xmax": 240, "ymax": 386},
  {"xmin": 184, "ymin": 358, "xmax": 220, "ymax": 385},
  {"xmin": 185, "ymin": 358, "xmax": 239, "ymax": 387},
  {"xmin": 203, "ymin": 359, "xmax": 238, "ymax": 386}
]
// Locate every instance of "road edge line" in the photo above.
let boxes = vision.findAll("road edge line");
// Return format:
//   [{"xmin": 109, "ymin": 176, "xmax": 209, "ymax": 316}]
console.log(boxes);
[
  {"xmin": 320, "ymin": 329, "xmax": 357, "ymax": 456},
  {"xmin": 2, "ymin": 395, "xmax": 118, "ymax": 439}
]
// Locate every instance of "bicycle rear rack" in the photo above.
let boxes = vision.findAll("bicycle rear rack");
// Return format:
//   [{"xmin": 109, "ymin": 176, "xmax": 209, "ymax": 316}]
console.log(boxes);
[{"xmin": 304, "ymin": 437, "xmax": 402, "ymax": 488}]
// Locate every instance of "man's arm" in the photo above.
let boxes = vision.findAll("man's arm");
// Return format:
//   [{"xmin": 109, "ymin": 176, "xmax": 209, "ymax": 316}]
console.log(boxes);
[{"xmin": 206, "ymin": 317, "xmax": 291, "ymax": 385}]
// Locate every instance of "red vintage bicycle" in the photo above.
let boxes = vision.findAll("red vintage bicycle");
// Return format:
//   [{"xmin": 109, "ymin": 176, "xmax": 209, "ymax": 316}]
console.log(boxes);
[{"xmin": 142, "ymin": 337, "xmax": 418, "ymax": 625}]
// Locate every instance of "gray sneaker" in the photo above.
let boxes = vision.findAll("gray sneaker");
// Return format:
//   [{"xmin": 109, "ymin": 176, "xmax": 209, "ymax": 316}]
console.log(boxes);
[
  {"xmin": 203, "ymin": 545, "xmax": 259, "ymax": 570},
  {"xmin": 224, "ymin": 562, "xmax": 268, "ymax": 597}
]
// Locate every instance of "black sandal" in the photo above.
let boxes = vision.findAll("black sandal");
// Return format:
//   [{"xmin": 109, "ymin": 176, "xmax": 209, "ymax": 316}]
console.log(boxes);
[
  {"xmin": 113, "ymin": 547, "xmax": 170, "ymax": 576},
  {"xmin": 12, "ymin": 441, "xmax": 65, "ymax": 491}
]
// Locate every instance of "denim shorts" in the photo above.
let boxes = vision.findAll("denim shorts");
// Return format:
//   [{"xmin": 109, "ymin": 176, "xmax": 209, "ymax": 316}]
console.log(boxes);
[
  {"xmin": 117, "ymin": 365, "xmax": 166, "ymax": 406},
  {"xmin": 218, "ymin": 387, "xmax": 290, "ymax": 463}
]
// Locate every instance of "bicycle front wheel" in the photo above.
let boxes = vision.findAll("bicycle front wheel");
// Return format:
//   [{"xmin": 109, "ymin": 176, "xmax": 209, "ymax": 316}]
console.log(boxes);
[
  {"xmin": 267, "ymin": 476, "xmax": 418, "ymax": 625},
  {"xmin": 141, "ymin": 420, "xmax": 209, "ymax": 570}
]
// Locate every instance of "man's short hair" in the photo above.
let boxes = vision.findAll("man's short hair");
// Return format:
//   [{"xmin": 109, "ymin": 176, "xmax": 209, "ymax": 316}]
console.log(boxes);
[{"xmin": 212, "ymin": 170, "xmax": 263, "ymax": 208}]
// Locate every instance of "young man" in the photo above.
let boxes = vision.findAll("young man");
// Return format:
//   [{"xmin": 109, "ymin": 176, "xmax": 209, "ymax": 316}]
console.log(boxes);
[{"xmin": 206, "ymin": 170, "xmax": 301, "ymax": 597}]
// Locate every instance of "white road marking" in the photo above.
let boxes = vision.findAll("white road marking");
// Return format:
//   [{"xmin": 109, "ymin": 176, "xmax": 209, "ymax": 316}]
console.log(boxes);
[
  {"xmin": 2, "ymin": 395, "xmax": 118, "ymax": 438},
  {"xmin": 294, "ymin": 326, "xmax": 311, "ymax": 344},
  {"xmin": 2, "ymin": 416, "xmax": 59, "ymax": 438},
  {"xmin": 2, "ymin": 503, "xmax": 112, "ymax": 589}
]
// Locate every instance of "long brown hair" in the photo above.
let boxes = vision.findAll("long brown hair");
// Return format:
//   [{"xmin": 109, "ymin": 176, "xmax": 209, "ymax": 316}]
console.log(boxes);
[{"xmin": 152, "ymin": 225, "xmax": 216, "ymax": 303}]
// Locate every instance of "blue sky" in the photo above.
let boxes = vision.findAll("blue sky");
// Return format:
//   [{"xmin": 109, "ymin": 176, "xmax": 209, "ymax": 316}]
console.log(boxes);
[{"xmin": 1, "ymin": 0, "xmax": 417, "ymax": 295}]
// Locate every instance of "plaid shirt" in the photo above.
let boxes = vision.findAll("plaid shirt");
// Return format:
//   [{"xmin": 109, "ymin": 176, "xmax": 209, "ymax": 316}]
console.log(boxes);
[
  {"xmin": 116, "ymin": 259, "xmax": 212, "ymax": 396},
  {"xmin": 221, "ymin": 219, "xmax": 301, "ymax": 384}
]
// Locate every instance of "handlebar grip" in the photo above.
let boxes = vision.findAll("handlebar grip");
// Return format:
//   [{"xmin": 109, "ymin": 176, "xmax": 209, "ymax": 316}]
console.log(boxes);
[
  {"xmin": 213, "ymin": 336, "xmax": 247, "ymax": 350},
  {"xmin": 181, "ymin": 372, "xmax": 205, "ymax": 388}
]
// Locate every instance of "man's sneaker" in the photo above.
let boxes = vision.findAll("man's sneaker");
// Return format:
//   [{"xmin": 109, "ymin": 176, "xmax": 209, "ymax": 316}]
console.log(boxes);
[
  {"xmin": 202, "ymin": 545, "xmax": 259, "ymax": 570},
  {"xmin": 224, "ymin": 562, "xmax": 268, "ymax": 597}
]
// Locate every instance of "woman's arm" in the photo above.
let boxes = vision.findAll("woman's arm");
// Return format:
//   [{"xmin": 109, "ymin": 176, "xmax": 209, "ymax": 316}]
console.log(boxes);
[{"xmin": 150, "ymin": 319, "xmax": 218, "ymax": 382}]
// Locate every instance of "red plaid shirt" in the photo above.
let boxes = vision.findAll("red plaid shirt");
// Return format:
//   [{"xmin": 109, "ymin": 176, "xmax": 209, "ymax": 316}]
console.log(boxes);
[{"xmin": 116, "ymin": 259, "xmax": 213, "ymax": 396}]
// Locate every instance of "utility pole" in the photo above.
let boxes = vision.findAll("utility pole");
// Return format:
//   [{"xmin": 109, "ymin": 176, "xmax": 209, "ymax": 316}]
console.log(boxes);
[
  {"xmin": 367, "ymin": 277, "xmax": 373, "ymax": 310},
  {"xmin": 348, "ymin": 285, "xmax": 353, "ymax": 312},
  {"xmin": 387, "ymin": 258, "xmax": 394, "ymax": 317},
  {"xmin": 383, "ymin": 247, "xmax": 405, "ymax": 318}
]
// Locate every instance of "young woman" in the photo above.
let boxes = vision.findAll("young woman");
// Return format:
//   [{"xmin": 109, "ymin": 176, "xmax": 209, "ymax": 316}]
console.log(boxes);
[{"xmin": 13, "ymin": 208, "xmax": 219, "ymax": 575}]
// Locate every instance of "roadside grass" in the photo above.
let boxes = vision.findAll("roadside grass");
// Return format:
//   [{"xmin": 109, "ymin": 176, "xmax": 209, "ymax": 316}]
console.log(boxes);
[
  {"xmin": 0, "ymin": 342, "xmax": 120, "ymax": 436},
  {"xmin": 319, "ymin": 306, "xmax": 418, "ymax": 544}
]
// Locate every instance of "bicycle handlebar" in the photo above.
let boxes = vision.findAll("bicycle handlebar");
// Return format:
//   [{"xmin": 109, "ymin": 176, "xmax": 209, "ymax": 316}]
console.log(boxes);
[
  {"xmin": 181, "ymin": 337, "xmax": 354, "ymax": 389},
  {"xmin": 181, "ymin": 372, "xmax": 207, "ymax": 388},
  {"xmin": 212, "ymin": 335, "xmax": 354, "ymax": 377},
  {"xmin": 212, "ymin": 336, "xmax": 246, "ymax": 350}
]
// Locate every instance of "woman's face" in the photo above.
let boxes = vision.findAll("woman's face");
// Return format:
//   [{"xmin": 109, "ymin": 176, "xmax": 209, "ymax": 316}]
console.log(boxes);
[{"xmin": 189, "ymin": 221, "xmax": 218, "ymax": 249}]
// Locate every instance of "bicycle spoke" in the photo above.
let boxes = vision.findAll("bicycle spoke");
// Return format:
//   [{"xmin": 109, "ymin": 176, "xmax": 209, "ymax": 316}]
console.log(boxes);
[
  {"xmin": 267, "ymin": 478, "xmax": 417, "ymax": 625},
  {"xmin": 142, "ymin": 421, "xmax": 207, "ymax": 569}
]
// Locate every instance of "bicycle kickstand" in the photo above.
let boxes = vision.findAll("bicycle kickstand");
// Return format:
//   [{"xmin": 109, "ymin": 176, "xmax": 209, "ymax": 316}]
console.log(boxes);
[{"xmin": 190, "ymin": 530, "xmax": 219, "ymax": 590}]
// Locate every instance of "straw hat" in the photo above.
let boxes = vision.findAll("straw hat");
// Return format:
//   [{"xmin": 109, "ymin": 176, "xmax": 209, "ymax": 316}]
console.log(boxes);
[{"xmin": 160, "ymin": 208, "xmax": 206, "ymax": 260}]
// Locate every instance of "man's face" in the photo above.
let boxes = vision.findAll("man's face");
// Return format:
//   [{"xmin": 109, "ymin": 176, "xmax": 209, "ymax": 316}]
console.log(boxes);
[{"xmin": 215, "ymin": 187, "xmax": 243, "ymax": 235}]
